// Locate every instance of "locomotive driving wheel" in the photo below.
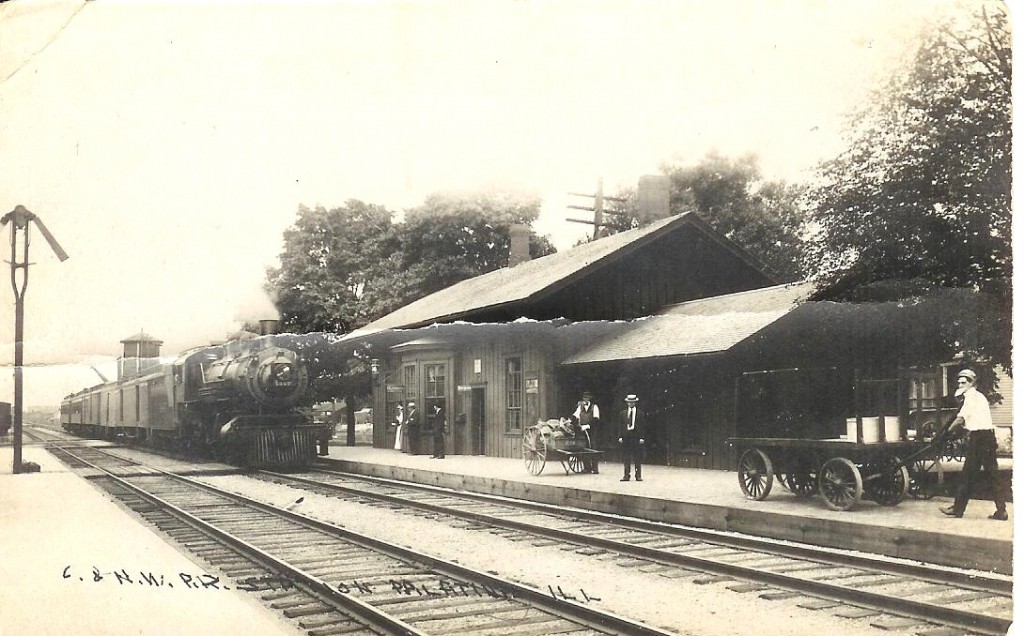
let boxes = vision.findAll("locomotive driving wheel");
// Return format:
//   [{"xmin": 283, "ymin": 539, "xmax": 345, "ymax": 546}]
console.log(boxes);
[
  {"xmin": 522, "ymin": 427, "xmax": 547, "ymax": 476},
  {"xmin": 738, "ymin": 448, "xmax": 774, "ymax": 500},
  {"xmin": 818, "ymin": 457, "xmax": 863, "ymax": 511}
]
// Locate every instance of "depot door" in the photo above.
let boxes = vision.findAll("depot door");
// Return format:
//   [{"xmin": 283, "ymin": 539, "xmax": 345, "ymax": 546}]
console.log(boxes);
[{"xmin": 470, "ymin": 387, "xmax": 485, "ymax": 455}]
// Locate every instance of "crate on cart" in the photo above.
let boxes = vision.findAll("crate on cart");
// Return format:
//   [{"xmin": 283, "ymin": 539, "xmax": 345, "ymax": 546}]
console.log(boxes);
[{"xmin": 523, "ymin": 418, "xmax": 602, "ymax": 475}]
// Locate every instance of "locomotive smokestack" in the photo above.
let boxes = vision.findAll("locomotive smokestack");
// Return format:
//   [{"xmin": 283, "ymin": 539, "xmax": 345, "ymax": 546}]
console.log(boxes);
[{"xmin": 259, "ymin": 319, "xmax": 280, "ymax": 336}]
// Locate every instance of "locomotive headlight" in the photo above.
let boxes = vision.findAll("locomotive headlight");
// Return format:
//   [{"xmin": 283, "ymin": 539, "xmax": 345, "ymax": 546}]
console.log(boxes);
[{"xmin": 273, "ymin": 363, "xmax": 293, "ymax": 384}]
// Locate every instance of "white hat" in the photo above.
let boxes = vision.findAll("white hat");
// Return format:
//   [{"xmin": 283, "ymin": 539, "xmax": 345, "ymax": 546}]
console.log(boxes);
[
  {"xmin": 407, "ymin": 400, "xmax": 416, "ymax": 407},
  {"xmin": 957, "ymin": 369, "xmax": 977, "ymax": 382},
  {"xmin": 624, "ymin": 394, "xmax": 639, "ymax": 403}
]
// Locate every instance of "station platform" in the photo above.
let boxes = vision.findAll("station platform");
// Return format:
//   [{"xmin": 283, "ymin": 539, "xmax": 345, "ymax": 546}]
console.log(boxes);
[
  {"xmin": 324, "ymin": 444, "xmax": 1015, "ymax": 576},
  {"xmin": 0, "ymin": 445, "xmax": 295, "ymax": 636}
]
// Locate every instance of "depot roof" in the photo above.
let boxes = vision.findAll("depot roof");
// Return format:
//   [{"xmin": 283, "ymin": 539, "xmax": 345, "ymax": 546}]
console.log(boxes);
[
  {"xmin": 561, "ymin": 281, "xmax": 815, "ymax": 365},
  {"xmin": 346, "ymin": 213, "xmax": 771, "ymax": 340}
]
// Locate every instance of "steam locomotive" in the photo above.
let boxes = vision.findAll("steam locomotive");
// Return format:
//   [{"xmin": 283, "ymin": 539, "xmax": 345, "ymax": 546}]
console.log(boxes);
[{"xmin": 60, "ymin": 323, "xmax": 326, "ymax": 468}]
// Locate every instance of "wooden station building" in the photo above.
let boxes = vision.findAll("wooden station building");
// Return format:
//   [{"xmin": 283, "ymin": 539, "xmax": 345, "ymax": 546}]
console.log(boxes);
[{"xmin": 344, "ymin": 199, "xmax": 1012, "ymax": 470}]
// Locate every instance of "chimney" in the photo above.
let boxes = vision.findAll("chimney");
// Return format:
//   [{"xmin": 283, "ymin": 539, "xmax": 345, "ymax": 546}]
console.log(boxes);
[
  {"xmin": 509, "ymin": 224, "xmax": 531, "ymax": 267},
  {"xmin": 637, "ymin": 174, "xmax": 671, "ymax": 224}
]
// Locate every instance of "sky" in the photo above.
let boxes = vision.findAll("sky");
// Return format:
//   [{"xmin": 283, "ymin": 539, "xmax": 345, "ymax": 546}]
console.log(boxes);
[{"xmin": 0, "ymin": 0, "xmax": 975, "ymax": 407}]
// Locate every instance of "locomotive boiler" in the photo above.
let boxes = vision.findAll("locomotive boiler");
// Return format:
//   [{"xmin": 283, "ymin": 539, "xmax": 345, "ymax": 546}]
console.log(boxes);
[{"xmin": 60, "ymin": 323, "xmax": 326, "ymax": 468}]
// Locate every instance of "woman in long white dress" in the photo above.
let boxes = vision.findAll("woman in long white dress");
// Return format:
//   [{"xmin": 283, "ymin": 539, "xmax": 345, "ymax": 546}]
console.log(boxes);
[{"xmin": 393, "ymin": 405, "xmax": 405, "ymax": 451}]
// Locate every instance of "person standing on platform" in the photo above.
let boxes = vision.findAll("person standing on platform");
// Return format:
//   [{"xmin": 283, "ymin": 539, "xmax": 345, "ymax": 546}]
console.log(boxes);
[
  {"xmin": 940, "ymin": 369, "xmax": 1009, "ymax": 521},
  {"xmin": 393, "ymin": 404, "xmax": 405, "ymax": 451},
  {"xmin": 572, "ymin": 391, "xmax": 601, "ymax": 474},
  {"xmin": 405, "ymin": 401, "xmax": 420, "ymax": 455},
  {"xmin": 430, "ymin": 404, "xmax": 448, "ymax": 459},
  {"xmin": 616, "ymin": 394, "xmax": 646, "ymax": 482}
]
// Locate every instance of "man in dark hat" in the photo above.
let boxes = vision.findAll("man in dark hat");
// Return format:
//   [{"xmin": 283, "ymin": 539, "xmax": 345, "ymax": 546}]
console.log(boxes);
[
  {"xmin": 940, "ymin": 369, "xmax": 1009, "ymax": 520},
  {"xmin": 616, "ymin": 394, "xmax": 647, "ymax": 482},
  {"xmin": 405, "ymin": 400, "xmax": 420, "ymax": 455},
  {"xmin": 572, "ymin": 391, "xmax": 601, "ymax": 473}
]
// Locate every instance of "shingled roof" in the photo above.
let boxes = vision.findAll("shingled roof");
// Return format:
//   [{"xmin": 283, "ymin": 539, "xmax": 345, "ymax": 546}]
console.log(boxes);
[
  {"xmin": 347, "ymin": 212, "xmax": 770, "ymax": 340},
  {"xmin": 561, "ymin": 281, "xmax": 815, "ymax": 365}
]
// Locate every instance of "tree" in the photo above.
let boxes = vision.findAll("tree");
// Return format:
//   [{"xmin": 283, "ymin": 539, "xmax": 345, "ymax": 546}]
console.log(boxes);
[
  {"xmin": 267, "ymin": 201, "xmax": 397, "ymax": 334},
  {"xmin": 266, "ymin": 190, "xmax": 557, "ymax": 411},
  {"xmin": 394, "ymin": 191, "xmax": 556, "ymax": 299},
  {"xmin": 803, "ymin": 3, "xmax": 1011, "ymax": 371},
  {"xmin": 593, "ymin": 154, "xmax": 809, "ymax": 281},
  {"xmin": 663, "ymin": 153, "xmax": 808, "ymax": 281}
]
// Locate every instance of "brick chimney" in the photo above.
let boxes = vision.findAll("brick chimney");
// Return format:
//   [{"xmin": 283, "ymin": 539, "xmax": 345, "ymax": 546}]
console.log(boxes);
[
  {"xmin": 637, "ymin": 174, "xmax": 671, "ymax": 224},
  {"xmin": 508, "ymin": 224, "xmax": 531, "ymax": 267}
]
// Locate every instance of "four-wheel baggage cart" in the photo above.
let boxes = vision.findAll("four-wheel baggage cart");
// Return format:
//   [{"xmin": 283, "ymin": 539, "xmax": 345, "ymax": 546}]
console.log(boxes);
[{"xmin": 727, "ymin": 437, "xmax": 940, "ymax": 511}]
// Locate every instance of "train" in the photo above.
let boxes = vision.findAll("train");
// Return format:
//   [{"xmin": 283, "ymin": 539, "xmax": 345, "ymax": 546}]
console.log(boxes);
[
  {"xmin": 59, "ymin": 322, "xmax": 328, "ymax": 468},
  {"xmin": 0, "ymin": 401, "xmax": 10, "ymax": 436}
]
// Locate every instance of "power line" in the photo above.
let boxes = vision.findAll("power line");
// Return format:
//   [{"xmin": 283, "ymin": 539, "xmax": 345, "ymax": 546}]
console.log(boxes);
[{"xmin": 566, "ymin": 177, "xmax": 629, "ymax": 240}]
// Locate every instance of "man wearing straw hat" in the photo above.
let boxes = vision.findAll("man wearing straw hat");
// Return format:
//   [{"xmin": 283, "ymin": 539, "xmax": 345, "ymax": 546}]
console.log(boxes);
[
  {"xmin": 940, "ymin": 369, "xmax": 1009, "ymax": 521},
  {"xmin": 616, "ymin": 394, "xmax": 647, "ymax": 482}
]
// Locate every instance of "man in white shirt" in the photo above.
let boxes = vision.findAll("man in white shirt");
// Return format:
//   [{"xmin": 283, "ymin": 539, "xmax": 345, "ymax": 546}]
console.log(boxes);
[
  {"xmin": 940, "ymin": 369, "xmax": 1008, "ymax": 520},
  {"xmin": 572, "ymin": 391, "xmax": 601, "ymax": 474}
]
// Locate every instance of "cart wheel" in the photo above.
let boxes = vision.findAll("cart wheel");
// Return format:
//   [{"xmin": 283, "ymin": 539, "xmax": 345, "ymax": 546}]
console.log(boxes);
[
  {"xmin": 738, "ymin": 449, "xmax": 774, "ymax": 500},
  {"xmin": 523, "ymin": 427, "xmax": 547, "ymax": 476},
  {"xmin": 907, "ymin": 458, "xmax": 937, "ymax": 499},
  {"xmin": 783, "ymin": 472, "xmax": 816, "ymax": 498},
  {"xmin": 818, "ymin": 457, "xmax": 863, "ymax": 511},
  {"xmin": 866, "ymin": 458, "xmax": 909, "ymax": 506},
  {"xmin": 943, "ymin": 434, "xmax": 966, "ymax": 462},
  {"xmin": 567, "ymin": 454, "xmax": 586, "ymax": 474}
]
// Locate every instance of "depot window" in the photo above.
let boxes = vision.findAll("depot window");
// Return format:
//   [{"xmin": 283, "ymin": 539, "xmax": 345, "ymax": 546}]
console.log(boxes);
[{"xmin": 505, "ymin": 356, "xmax": 523, "ymax": 432}]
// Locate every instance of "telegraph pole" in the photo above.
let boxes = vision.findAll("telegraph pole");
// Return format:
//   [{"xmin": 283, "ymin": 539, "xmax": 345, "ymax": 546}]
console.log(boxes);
[
  {"xmin": 566, "ymin": 178, "xmax": 628, "ymax": 240},
  {"xmin": 2, "ymin": 206, "xmax": 68, "ymax": 474}
]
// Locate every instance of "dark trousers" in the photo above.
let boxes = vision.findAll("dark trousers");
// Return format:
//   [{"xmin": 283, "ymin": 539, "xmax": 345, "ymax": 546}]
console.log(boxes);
[
  {"xmin": 584, "ymin": 429, "xmax": 599, "ymax": 473},
  {"xmin": 432, "ymin": 431, "xmax": 446, "ymax": 458},
  {"xmin": 953, "ymin": 429, "xmax": 1006, "ymax": 514},
  {"xmin": 621, "ymin": 437, "xmax": 644, "ymax": 478},
  {"xmin": 407, "ymin": 427, "xmax": 420, "ymax": 455}
]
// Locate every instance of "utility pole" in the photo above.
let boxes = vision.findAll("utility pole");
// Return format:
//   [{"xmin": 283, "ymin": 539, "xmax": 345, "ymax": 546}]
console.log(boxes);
[
  {"xmin": 1, "ymin": 206, "xmax": 68, "ymax": 474},
  {"xmin": 566, "ymin": 178, "xmax": 628, "ymax": 240}
]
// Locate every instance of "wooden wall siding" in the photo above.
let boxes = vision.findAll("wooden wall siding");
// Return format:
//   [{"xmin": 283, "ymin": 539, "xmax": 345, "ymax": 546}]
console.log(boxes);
[
  {"xmin": 529, "ymin": 228, "xmax": 774, "ymax": 323},
  {"xmin": 372, "ymin": 334, "xmax": 554, "ymax": 460},
  {"xmin": 372, "ymin": 348, "xmax": 455, "ymax": 450},
  {"xmin": 990, "ymin": 369, "xmax": 1013, "ymax": 427}
]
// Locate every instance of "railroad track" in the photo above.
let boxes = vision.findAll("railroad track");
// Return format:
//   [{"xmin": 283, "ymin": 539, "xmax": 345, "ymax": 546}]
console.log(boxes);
[
  {"xmin": 44, "ymin": 442, "xmax": 674, "ymax": 636},
  {"xmin": 254, "ymin": 466, "xmax": 1012, "ymax": 636}
]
